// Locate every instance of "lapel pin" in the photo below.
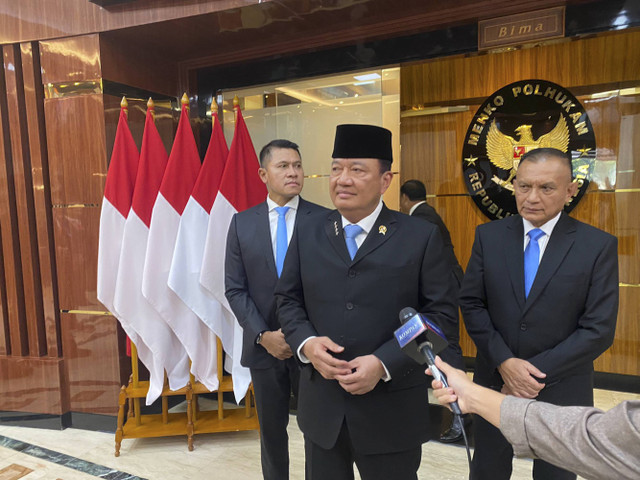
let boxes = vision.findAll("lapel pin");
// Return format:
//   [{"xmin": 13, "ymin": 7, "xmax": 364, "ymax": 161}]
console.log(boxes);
[
  {"xmin": 379, "ymin": 225, "xmax": 387, "ymax": 235},
  {"xmin": 334, "ymin": 221, "xmax": 339, "ymax": 236}
]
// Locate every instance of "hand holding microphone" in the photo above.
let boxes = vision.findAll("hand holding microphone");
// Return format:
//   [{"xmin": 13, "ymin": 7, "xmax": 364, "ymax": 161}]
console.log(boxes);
[
  {"xmin": 393, "ymin": 307, "xmax": 462, "ymax": 415},
  {"xmin": 427, "ymin": 356, "xmax": 474, "ymax": 415}
]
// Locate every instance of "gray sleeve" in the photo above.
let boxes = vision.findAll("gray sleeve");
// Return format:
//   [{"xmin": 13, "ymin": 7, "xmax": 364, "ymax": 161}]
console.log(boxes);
[{"xmin": 500, "ymin": 397, "xmax": 640, "ymax": 480}]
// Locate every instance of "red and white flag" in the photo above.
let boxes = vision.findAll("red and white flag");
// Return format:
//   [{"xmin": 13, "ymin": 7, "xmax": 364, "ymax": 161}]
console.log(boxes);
[
  {"xmin": 168, "ymin": 108, "xmax": 228, "ymax": 389},
  {"xmin": 97, "ymin": 100, "xmax": 154, "ymax": 364},
  {"xmin": 141, "ymin": 99, "xmax": 218, "ymax": 390},
  {"xmin": 113, "ymin": 100, "xmax": 189, "ymax": 404},
  {"xmin": 200, "ymin": 105, "xmax": 267, "ymax": 402}
]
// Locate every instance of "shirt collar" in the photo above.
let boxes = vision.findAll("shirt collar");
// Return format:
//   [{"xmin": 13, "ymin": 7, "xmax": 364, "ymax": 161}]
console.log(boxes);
[
  {"xmin": 409, "ymin": 200, "xmax": 426, "ymax": 216},
  {"xmin": 341, "ymin": 199, "xmax": 384, "ymax": 235},
  {"xmin": 523, "ymin": 211, "xmax": 562, "ymax": 238},
  {"xmin": 267, "ymin": 195, "xmax": 299, "ymax": 212}
]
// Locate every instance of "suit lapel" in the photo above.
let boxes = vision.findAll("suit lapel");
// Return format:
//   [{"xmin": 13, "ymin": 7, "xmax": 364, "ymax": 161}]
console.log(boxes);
[
  {"xmin": 295, "ymin": 198, "xmax": 313, "ymax": 221},
  {"xmin": 505, "ymin": 216, "xmax": 526, "ymax": 311},
  {"xmin": 324, "ymin": 210, "xmax": 352, "ymax": 265},
  {"xmin": 523, "ymin": 213, "xmax": 575, "ymax": 313},
  {"xmin": 352, "ymin": 205, "xmax": 397, "ymax": 263},
  {"xmin": 255, "ymin": 202, "xmax": 277, "ymax": 276}
]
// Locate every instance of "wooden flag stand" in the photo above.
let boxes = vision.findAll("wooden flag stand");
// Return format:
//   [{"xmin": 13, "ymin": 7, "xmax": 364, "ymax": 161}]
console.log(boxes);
[{"xmin": 114, "ymin": 337, "xmax": 259, "ymax": 456}]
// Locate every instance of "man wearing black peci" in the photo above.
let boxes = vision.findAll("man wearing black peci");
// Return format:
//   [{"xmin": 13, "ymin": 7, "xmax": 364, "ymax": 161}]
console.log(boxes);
[{"xmin": 276, "ymin": 124, "xmax": 459, "ymax": 480}]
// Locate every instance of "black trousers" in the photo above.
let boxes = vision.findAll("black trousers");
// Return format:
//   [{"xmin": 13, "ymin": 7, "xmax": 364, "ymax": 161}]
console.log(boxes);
[
  {"xmin": 304, "ymin": 420, "xmax": 422, "ymax": 480},
  {"xmin": 250, "ymin": 357, "xmax": 300, "ymax": 480},
  {"xmin": 470, "ymin": 372, "xmax": 594, "ymax": 480}
]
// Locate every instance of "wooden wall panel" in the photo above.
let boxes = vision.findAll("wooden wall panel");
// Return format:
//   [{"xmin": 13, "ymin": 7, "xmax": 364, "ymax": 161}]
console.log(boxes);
[
  {"xmin": 100, "ymin": 36, "xmax": 178, "ymax": 97},
  {"xmin": 401, "ymin": 30, "xmax": 640, "ymax": 377},
  {"xmin": 617, "ymin": 96, "xmax": 640, "ymax": 189},
  {"xmin": 0, "ymin": 357, "xmax": 67, "ymax": 414},
  {"xmin": 0, "ymin": 46, "xmax": 31, "ymax": 357},
  {"xmin": 53, "ymin": 207, "xmax": 101, "ymax": 312},
  {"xmin": 61, "ymin": 313, "xmax": 122, "ymax": 415},
  {"xmin": 20, "ymin": 42, "xmax": 61, "ymax": 358},
  {"xmin": 0, "ymin": 0, "xmax": 256, "ymax": 45},
  {"xmin": 40, "ymin": 35, "xmax": 101, "ymax": 85},
  {"xmin": 615, "ymin": 192, "xmax": 640, "ymax": 286},
  {"xmin": 0, "ymin": 227, "xmax": 8, "ymax": 355},
  {"xmin": 594, "ymin": 286, "xmax": 640, "ymax": 376},
  {"xmin": 401, "ymin": 107, "xmax": 478, "ymax": 195},
  {"xmin": 44, "ymin": 94, "xmax": 107, "ymax": 206},
  {"xmin": 402, "ymin": 29, "xmax": 640, "ymax": 109},
  {"xmin": 571, "ymin": 191, "xmax": 639, "ymax": 285},
  {"xmin": 3, "ymin": 44, "xmax": 47, "ymax": 357},
  {"xmin": 0, "ymin": 53, "xmax": 17, "ymax": 356}
]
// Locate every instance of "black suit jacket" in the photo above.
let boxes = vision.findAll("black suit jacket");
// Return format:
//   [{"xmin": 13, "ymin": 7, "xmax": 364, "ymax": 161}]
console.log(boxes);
[
  {"xmin": 411, "ymin": 202, "xmax": 464, "ymax": 285},
  {"xmin": 225, "ymin": 197, "xmax": 326, "ymax": 369},
  {"xmin": 275, "ymin": 205, "xmax": 459, "ymax": 454},
  {"xmin": 460, "ymin": 213, "xmax": 618, "ymax": 392}
]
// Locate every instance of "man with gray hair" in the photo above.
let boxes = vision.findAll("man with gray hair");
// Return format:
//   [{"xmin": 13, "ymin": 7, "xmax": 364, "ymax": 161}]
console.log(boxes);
[{"xmin": 461, "ymin": 147, "xmax": 618, "ymax": 480}]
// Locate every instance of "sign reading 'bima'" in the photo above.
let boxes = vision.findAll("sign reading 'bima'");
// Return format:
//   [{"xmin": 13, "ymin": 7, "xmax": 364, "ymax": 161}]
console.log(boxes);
[{"xmin": 479, "ymin": 7, "xmax": 565, "ymax": 50}]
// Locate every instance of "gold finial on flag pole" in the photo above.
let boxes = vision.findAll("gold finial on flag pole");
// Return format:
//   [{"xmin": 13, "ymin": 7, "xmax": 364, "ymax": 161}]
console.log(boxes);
[
  {"xmin": 147, "ymin": 97, "xmax": 155, "ymax": 119},
  {"xmin": 211, "ymin": 99, "xmax": 218, "ymax": 115},
  {"xmin": 181, "ymin": 93, "xmax": 189, "ymax": 111},
  {"xmin": 121, "ymin": 96, "xmax": 128, "ymax": 117}
]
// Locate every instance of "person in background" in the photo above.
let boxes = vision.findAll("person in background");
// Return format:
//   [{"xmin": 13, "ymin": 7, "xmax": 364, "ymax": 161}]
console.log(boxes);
[{"xmin": 400, "ymin": 178, "xmax": 467, "ymax": 443}]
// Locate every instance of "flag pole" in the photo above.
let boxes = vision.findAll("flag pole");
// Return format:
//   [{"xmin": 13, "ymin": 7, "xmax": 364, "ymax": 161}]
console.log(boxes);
[{"xmin": 233, "ymin": 95, "xmax": 239, "ymax": 123}]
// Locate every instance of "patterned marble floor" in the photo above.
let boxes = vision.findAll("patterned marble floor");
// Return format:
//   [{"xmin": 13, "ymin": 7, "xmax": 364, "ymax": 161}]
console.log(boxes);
[{"xmin": 1, "ymin": 388, "xmax": 638, "ymax": 480}]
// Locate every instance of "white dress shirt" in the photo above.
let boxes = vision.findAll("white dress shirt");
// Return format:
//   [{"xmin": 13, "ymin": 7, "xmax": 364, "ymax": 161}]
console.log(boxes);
[
  {"xmin": 522, "ymin": 211, "xmax": 562, "ymax": 263},
  {"xmin": 408, "ymin": 200, "xmax": 426, "ymax": 216},
  {"xmin": 340, "ymin": 199, "xmax": 384, "ymax": 249}
]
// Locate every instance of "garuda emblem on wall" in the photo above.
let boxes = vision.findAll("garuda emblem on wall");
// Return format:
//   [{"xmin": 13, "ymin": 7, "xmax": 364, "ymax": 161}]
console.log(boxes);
[
  {"xmin": 486, "ymin": 116, "xmax": 569, "ymax": 190},
  {"xmin": 461, "ymin": 79, "xmax": 596, "ymax": 221}
]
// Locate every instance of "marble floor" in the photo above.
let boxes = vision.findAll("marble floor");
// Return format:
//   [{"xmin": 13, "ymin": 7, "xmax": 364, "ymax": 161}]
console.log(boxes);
[{"xmin": 1, "ymin": 388, "xmax": 638, "ymax": 480}]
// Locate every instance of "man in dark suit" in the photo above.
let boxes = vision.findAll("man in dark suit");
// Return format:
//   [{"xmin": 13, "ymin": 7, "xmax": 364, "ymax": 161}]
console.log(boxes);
[
  {"xmin": 225, "ymin": 139, "xmax": 325, "ymax": 480},
  {"xmin": 400, "ymin": 179, "xmax": 467, "ymax": 442},
  {"xmin": 276, "ymin": 125, "xmax": 459, "ymax": 480},
  {"xmin": 460, "ymin": 147, "xmax": 619, "ymax": 480}
]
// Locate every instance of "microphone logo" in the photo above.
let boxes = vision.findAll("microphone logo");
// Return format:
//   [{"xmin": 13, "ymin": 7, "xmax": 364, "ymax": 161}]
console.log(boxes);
[{"xmin": 394, "ymin": 314, "xmax": 427, "ymax": 348}]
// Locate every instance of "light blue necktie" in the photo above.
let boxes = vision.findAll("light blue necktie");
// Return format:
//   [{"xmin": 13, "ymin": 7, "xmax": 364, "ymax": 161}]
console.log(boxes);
[
  {"xmin": 275, "ymin": 206, "xmax": 290, "ymax": 277},
  {"xmin": 344, "ymin": 224, "xmax": 363, "ymax": 260},
  {"xmin": 524, "ymin": 228, "xmax": 545, "ymax": 298}
]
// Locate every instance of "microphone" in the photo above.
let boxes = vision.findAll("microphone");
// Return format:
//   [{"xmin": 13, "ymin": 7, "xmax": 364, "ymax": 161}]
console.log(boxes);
[{"xmin": 394, "ymin": 307, "xmax": 462, "ymax": 415}]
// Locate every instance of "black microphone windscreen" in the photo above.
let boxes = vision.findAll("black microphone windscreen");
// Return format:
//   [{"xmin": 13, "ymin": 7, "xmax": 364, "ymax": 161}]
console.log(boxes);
[{"xmin": 399, "ymin": 307, "xmax": 418, "ymax": 324}]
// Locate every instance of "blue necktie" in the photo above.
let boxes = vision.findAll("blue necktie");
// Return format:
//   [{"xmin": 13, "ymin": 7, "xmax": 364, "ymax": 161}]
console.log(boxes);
[
  {"xmin": 524, "ymin": 228, "xmax": 545, "ymax": 298},
  {"xmin": 344, "ymin": 224, "xmax": 363, "ymax": 260},
  {"xmin": 275, "ymin": 206, "xmax": 290, "ymax": 277}
]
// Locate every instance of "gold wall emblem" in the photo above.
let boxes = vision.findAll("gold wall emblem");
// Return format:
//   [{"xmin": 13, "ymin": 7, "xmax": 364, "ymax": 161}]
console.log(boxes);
[
  {"xmin": 486, "ymin": 116, "xmax": 569, "ymax": 189},
  {"xmin": 461, "ymin": 79, "xmax": 595, "ymax": 221}
]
